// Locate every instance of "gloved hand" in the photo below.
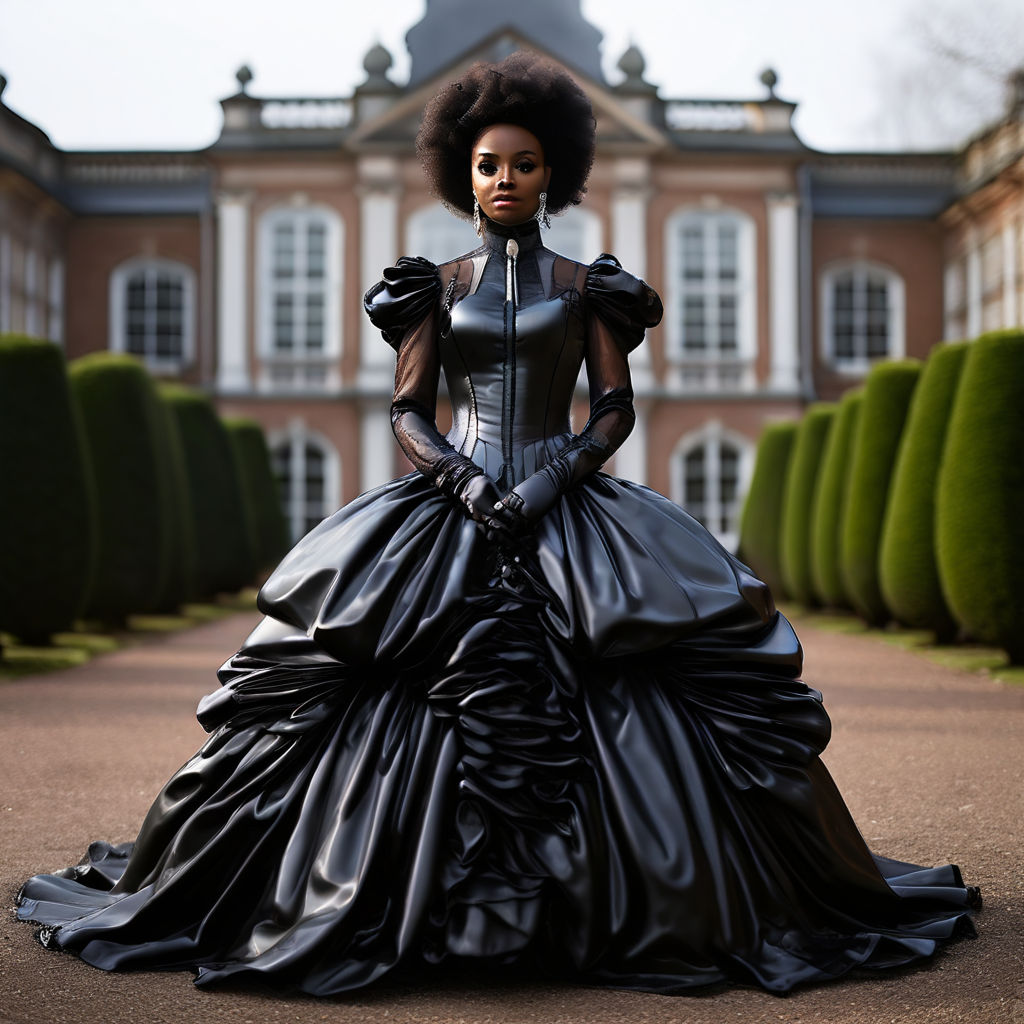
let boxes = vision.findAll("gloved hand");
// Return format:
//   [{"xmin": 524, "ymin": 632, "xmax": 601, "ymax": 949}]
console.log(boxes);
[{"xmin": 452, "ymin": 469, "xmax": 519, "ymax": 544}]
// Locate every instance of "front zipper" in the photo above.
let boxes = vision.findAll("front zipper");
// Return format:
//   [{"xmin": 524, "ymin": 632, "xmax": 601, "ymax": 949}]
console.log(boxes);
[{"xmin": 498, "ymin": 238, "xmax": 519, "ymax": 492}]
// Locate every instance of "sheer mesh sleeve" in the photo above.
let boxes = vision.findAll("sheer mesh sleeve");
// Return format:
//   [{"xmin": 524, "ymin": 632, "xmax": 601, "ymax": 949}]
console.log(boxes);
[
  {"xmin": 364, "ymin": 258, "xmax": 483, "ymax": 496},
  {"xmin": 500, "ymin": 256, "xmax": 663, "ymax": 523}
]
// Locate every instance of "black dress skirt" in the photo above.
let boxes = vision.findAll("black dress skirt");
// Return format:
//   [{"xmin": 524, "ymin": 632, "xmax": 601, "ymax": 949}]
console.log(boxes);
[{"xmin": 16, "ymin": 220, "xmax": 978, "ymax": 995}]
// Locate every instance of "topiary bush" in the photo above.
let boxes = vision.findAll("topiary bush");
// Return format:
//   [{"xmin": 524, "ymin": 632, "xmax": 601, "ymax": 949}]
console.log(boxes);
[
  {"xmin": 69, "ymin": 353, "xmax": 173, "ymax": 624},
  {"xmin": 810, "ymin": 390, "xmax": 863, "ymax": 608},
  {"xmin": 224, "ymin": 418, "xmax": 289, "ymax": 574},
  {"xmin": 840, "ymin": 360, "xmax": 922, "ymax": 625},
  {"xmin": 780, "ymin": 403, "xmax": 836, "ymax": 606},
  {"xmin": 936, "ymin": 329, "xmax": 1024, "ymax": 663},
  {"xmin": 162, "ymin": 386, "xmax": 255, "ymax": 598},
  {"xmin": 738, "ymin": 420, "xmax": 798, "ymax": 598},
  {"xmin": 153, "ymin": 390, "xmax": 198, "ymax": 612},
  {"xmin": 879, "ymin": 342, "xmax": 969, "ymax": 638},
  {"xmin": 0, "ymin": 335, "xmax": 95, "ymax": 645}
]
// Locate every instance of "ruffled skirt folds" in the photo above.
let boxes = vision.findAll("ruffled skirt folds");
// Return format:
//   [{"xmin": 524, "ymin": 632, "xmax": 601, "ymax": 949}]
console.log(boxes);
[{"xmin": 16, "ymin": 472, "xmax": 978, "ymax": 995}]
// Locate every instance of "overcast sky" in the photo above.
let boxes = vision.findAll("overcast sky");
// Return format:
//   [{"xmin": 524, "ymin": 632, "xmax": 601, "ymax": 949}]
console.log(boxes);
[{"xmin": 0, "ymin": 0, "xmax": 1019, "ymax": 154}]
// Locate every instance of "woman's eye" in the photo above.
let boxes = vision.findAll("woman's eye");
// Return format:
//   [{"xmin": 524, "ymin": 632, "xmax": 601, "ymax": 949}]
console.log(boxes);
[
  {"xmin": 477, "ymin": 162, "xmax": 497, "ymax": 175},
  {"xmin": 517, "ymin": 162, "xmax": 536, "ymax": 173}
]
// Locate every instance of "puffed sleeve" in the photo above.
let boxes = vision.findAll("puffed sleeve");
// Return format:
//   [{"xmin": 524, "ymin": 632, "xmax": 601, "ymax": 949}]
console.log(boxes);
[
  {"xmin": 583, "ymin": 253, "xmax": 664, "ymax": 354},
  {"xmin": 363, "ymin": 256, "xmax": 441, "ymax": 351}
]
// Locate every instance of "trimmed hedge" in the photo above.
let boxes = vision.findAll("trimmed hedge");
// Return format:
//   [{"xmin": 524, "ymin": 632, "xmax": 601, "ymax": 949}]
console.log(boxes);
[
  {"xmin": 780, "ymin": 403, "xmax": 836, "ymax": 606},
  {"xmin": 224, "ymin": 418, "xmax": 289, "ymax": 573},
  {"xmin": 810, "ymin": 389, "xmax": 863, "ymax": 608},
  {"xmin": 153, "ymin": 390, "xmax": 198, "ymax": 612},
  {"xmin": 70, "ymin": 353, "xmax": 172, "ymax": 623},
  {"xmin": 879, "ymin": 342, "xmax": 969, "ymax": 637},
  {"xmin": 0, "ymin": 335, "xmax": 95, "ymax": 644},
  {"xmin": 839, "ymin": 360, "xmax": 921, "ymax": 625},
  {"xmin": 738, "ymin": 421, "xmax": 798, "ymax": 597},
  {"xmin": 162, "ymin": 386, "xmax": 255, "ymax": 597},
  {"xmin": 937, "ymin": 330, "xmax": 1024, "ymax": 662}
]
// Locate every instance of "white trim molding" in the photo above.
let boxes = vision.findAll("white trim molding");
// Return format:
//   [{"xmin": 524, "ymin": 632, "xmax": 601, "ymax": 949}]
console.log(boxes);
[
  {"xmin": 216, "ymin": 191, "xmax": 252, "ymax": 393},
  {"xmin": 109, "ymin": 256, "xmax": 197, "ymax": 372},
  {"xmin": 819, "ymin": 258, "xmax": 905, "ymax": 374},
  {"xmin": 766, "ymin": 191, "xmax": 800, "ymax": 393}
]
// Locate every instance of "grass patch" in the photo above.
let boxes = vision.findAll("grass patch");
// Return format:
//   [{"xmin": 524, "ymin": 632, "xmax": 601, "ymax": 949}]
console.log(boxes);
[
  {"xmin": 780, "ymin": 603, "xmax": 1023, "ymax": 686},
  {"xmin": 0, "ymin": 589, "xmax": 259, "ymax": 681}
]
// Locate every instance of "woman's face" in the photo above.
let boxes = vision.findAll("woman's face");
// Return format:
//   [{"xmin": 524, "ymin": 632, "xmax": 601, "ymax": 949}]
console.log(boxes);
[{"xmin": 471, "ymin": 124, "xmax": 552, "ymax": 227}]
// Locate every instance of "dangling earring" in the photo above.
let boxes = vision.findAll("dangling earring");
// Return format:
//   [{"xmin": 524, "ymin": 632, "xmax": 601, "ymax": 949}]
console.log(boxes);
[
  {"xmin": 535, "ymin": 192, "xmax": 550, "ymax": 229},
  {"xmin": 473, "ymin": 193, "xmax": 482, "ymax": 236}
]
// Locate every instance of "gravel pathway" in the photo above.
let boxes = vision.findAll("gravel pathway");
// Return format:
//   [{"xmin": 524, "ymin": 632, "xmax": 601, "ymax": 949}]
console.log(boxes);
[{"xmin": 2, "ymin": 610, "xmax": 1021, "ymax": 1024}]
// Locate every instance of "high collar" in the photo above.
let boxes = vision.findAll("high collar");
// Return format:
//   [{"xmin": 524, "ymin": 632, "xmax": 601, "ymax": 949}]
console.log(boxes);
[{"xmin": 480, "ymin": 216, "xmax": 543, "ymax": 255}]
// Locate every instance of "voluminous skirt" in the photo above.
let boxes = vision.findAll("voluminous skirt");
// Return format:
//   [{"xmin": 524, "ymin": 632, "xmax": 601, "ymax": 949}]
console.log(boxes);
[{"xmin": 16, "ymin": 470, "xmax": 978, "ymax": 995}]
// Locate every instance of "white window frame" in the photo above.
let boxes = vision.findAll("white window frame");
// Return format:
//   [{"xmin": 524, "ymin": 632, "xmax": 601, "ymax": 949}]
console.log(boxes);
[
  {"xmin": 109, "ymin": 257, "xmax": 196, "ymax": 371},
  {"xmin": 269, "ymin": 421, "xmax": 341, "ymax": 543},
  {"xmin": 670, "ymin": 421, "xmax": 754, "ymax": 552},
  {"xmin": 664, "ymin": 206, "xmax": 757, "ymax": 393},
  {"xmin": 257, "ymin": 203, "xmax": 343, "ymax": 392},
  {"xmin": 820, "ymin": 259, "xmax": 905, "ymax": 374}
]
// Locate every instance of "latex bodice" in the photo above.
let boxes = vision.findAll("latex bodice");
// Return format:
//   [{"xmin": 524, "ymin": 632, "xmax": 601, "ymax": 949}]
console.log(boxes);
[{"xmin": 365, "ymin": 217, "xmax": 663, "ymax": 495}]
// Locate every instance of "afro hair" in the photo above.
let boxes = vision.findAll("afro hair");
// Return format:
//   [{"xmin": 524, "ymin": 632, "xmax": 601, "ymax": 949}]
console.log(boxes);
[{"xmin": 416, "ymin": 51, "xmax": 596, "ymax": 220}]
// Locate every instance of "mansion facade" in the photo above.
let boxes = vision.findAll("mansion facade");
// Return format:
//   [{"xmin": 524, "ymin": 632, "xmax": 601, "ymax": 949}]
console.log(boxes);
[{"xmin": 2, "ymin": 0, "xmax": 1023, "ymax": 551}]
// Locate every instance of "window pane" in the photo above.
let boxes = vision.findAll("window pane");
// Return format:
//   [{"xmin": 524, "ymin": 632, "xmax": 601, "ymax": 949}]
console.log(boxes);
[
  {"xmin": 684, "ymin": 448, "xmax": 706, "ymax": 524},
  {"xmin": 274, "ymin": 295, "xmax": 294, "ymax": 350},
  {"xmin": 718, "ymin": 223, "xmax": 738, "ymax": 281},
  {"xmin": 682, "ymin": 226, "xmax": 704, "ymax": 281},
  {"xmin": 307, "ymin": 223, "xmax": 326, "ymax": 280},
  {"xmin": 274, "ymin": 224, "xmax": 295, "ymax": 279},
  {"xmin": 719, "ymin": 444, "xmax": 739, "ymax": 533},
  {"xmin": 718, "ymin": 296, "xmax": 737, "ymax": 352},
  {"xmin": 305, "ymin": 294, "xmax": 324, "ymax": 349}
]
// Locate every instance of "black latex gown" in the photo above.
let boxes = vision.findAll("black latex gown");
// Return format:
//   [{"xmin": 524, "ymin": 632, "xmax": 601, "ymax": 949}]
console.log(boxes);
[{"xmin": 16, "ymin": 218, "xmax": 978, "ymax": 995}]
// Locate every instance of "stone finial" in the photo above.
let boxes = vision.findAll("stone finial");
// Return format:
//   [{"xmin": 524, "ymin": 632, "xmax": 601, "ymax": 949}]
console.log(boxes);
[
  {"xmin": 235, "ymin": 65, "xmax": 254, "ymax": 94},
  {"xmin": 356, "ymin": 41, "xmax": 399, "ymax": 93},
  {"xmin": 760, "ymin": 67, "xmax": 779, "ymax": 99},
  {"xmin": 615, "ymin": 42, "xmax": 658, "ymax": 95}
]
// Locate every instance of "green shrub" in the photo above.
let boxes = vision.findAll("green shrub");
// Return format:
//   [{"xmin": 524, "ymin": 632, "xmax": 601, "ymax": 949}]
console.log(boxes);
[
  {"xmin": 810, "ymin": 390, "xmax": 863, "ymax": 608},
  {"xmin": 224, "ymin": 418, "xmax": 289, "ymax": 574},
  {"xmin": 153, "ymin": 390, "xmax": 198, "ymax": 612},
  {"xmin": 69, "ymin": 354, "xmax": 173, "ymax": 624},
  {"xmin": 739, "ymin": 421, "xmax": 798, "ymax": 597},
  {"xmin": 780, "ymin": 403, "xmax": 836, "ymax": 605},
  {"xmin": 162, "ymin": 386, "xmax": 255, "ymax": 597},
  {"xmin": 879, "ymin": 342, "xmax": 969, "ymax": 637},
  {"xmin": 0, "ymin": 335, "xmax": 95, "ymax": 644},
  {"xmin": 840, "ymin": 360, "xmax": 922, "ymax": 625},
  {"xmin": 936, "ymin": 330, "xmax": 1024, "ymax": 663}
]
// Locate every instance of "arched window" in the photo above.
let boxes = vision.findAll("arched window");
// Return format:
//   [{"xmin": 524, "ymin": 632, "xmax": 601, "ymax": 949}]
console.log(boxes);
[
  {"xmin": 109, "ymin": 258, "xmax": 195, "ymax": 370},
  {"xmin": 270, "ymin": 425, "xmax": 341, "ymax": 542},
  {"xmin": 821, "ymin": 261, "xmax": 904, "ymax": 371},
  {"xmin": 258, "ymin": 205, "xmax": 343, "ymax": 390},
  {"xmin": 671, "ymin": 424, "xmax": 753, "ymax": 552},
  {"xmin": 664, "ymin": 208, "xmax": 757, "ymax": 391}
]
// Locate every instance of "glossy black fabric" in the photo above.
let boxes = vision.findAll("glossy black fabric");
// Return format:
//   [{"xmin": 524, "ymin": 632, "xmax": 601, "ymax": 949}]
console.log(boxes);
[{"xmin": 17, "ymin": 221, "xmax": 977, "ymax": 996}]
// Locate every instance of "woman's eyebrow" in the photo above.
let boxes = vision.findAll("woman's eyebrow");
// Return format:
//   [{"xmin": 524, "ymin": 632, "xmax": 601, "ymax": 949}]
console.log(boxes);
[{"xmin": 476, "ymin": 150, "xmax": 539, "ymax": 159}]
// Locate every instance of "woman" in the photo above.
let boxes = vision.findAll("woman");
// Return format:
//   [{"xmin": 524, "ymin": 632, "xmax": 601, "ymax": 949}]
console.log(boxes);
[{"xmin": 17, "ymin": 53, "xmax": 978, "ymax": 995}]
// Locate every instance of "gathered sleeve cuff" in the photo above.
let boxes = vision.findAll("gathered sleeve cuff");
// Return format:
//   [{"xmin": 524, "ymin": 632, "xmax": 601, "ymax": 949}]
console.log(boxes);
[
  {"xmin": 583, "ymin": 253, "xmax": 664, "ymax": 355},
  {"xmin": 363, "ymin": 256, "xmax": 442, "ymax": 352}
]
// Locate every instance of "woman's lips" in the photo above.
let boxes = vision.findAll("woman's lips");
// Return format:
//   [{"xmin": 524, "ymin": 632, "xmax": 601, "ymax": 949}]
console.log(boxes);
[{"xmin": 492, "ymin": 196, "xmax": 520, "ymax": 206}]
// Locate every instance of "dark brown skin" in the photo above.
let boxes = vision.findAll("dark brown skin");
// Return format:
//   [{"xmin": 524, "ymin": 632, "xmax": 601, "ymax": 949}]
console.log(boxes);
[{"xmin": 471, "ymin": 123, "xmax": 552, "ymax": 227}]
